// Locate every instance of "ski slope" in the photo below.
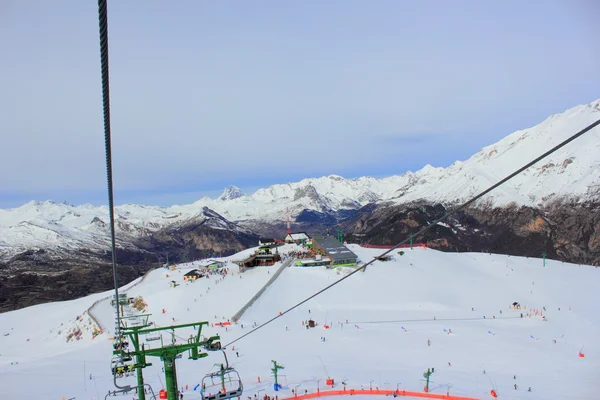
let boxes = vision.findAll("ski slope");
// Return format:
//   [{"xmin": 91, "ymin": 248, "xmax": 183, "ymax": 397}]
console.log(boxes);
[{"xmin": 0, "ymin": 244, "xmax": 598, "ymax": 400}]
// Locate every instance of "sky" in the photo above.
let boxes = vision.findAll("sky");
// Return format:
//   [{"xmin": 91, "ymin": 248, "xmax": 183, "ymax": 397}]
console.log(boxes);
[{"xmin": 1, "ymin": 0, "xmax": 599, "ymax": 209}]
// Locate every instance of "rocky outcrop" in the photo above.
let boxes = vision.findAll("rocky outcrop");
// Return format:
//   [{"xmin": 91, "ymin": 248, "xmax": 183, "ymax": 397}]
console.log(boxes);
[
  {"xmin": 0, "ymin": 219, "xmax": 259, "ymax": 312},
  {"xmin": 341, "ymin": 201, "xmax": 600, "ymax": 266}
]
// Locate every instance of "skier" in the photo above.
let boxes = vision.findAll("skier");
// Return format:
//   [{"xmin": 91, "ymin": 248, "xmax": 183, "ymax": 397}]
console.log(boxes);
[
  {"xmin": 236, "ymin": 351, "xmax": 239, "ymax": 358},
  {"xmin": 528, "ymin": 387, "xmax": 532, "ymax": 392},
  {"xmin": 427, "ymin": 339, "xmax": 431, "ymax": 346},
  {"xmin": 514, "ymin": 384, "xmax": 518, "ymax": 390}
]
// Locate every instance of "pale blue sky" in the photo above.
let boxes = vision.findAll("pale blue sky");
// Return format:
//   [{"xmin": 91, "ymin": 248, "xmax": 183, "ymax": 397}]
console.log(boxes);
[{"xmin": 1, "ymin": 0, "xmax": 599, "ymax": 208}]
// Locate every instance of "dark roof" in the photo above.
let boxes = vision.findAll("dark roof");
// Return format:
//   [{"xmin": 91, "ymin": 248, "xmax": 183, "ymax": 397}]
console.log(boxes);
[
  {"xmin": 255, "ymin": 253, "xmax": 277, "ymax": 259},
  {"xmin": 259, "ymin": 238, "xmax": 276, "ymax": 242},
  {"xmin": 232, "ymin": 255, "xmax": 256, "ymax": 265},
  {"xmin": 184, "ymin": 269, "xmax": 202, "ymax": 277},
  {"xmin": 314, "ymin": 236, "xmax": 358, "ymax": 262}
]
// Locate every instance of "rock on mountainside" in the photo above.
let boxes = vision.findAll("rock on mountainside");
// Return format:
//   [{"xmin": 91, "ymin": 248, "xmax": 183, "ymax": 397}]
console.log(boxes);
[
  {"xmin": 341, "ymin": 200, "xmax": 600, "ymax": 266},
  {"xmin": 0, "ymin": 204, "xmax": 258, "ymax": 311}
]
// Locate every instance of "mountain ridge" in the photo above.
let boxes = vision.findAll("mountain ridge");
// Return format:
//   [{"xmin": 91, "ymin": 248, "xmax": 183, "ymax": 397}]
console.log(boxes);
[{"xmin": 1, "ymin": 99, "xmax": 599, "ymax": 260}]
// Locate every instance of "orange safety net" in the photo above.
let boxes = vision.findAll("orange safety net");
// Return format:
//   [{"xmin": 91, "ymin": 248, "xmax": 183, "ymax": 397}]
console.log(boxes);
[{"xmin": 281, "ymin": 388, "xmax": 478, "ymax": 400}]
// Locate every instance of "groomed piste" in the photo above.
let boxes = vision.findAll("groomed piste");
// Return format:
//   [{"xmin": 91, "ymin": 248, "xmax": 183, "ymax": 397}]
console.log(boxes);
[{"xmin": 0, "ymin": 243, "xmax": 598, "ymax": 399}]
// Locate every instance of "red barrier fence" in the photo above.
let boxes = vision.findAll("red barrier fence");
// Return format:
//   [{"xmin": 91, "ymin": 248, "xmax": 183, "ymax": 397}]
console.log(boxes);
[{"xmin": 282, "ymin": 389, "xmax": 477, "ymax": 400}]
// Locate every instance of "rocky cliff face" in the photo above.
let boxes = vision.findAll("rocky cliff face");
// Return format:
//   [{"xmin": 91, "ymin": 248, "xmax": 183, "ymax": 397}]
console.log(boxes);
[
  {"xmin": 0, "ymin": 221, "xmax": 258, "ymax": 312},
  {"xmin": 342, "ymin": 201, "xmax": 600, "ymax": 266}
]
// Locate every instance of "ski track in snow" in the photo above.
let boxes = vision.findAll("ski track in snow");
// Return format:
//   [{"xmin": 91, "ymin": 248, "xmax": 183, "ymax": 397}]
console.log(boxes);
[{"xmin": 0, "ymin": 244, "xmax": 598, "ymax": 399}]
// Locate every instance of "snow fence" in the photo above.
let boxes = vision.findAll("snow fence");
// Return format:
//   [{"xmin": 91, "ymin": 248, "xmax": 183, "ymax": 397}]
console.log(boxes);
[
  {"xmin": 231, "ymin": 257, "xmax": 296, "ymax": 323},
  {"xmin": 282, "ymin": 389, "xmax": 478, "ymax": 400}
]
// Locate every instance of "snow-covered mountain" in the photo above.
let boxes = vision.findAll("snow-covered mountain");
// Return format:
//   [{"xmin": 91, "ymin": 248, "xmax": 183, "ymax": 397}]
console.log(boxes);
[
  {"xmin": 218, "ymin": 185, "xmax": 246, "ymax": 201},
  {"xmin": 0, "ymin": 201, "xmax": 250, "ymax": 261},
  {"xmin": 1, "ymin": 99, "xmax": 598, "ymax": 260},
  {"xmin": 188, "ymin": 99, "xmax": 600, "ymax": 222}
]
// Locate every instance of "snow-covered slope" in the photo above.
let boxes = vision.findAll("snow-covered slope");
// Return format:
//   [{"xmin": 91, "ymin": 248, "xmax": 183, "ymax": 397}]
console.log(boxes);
[
  {"xmin": 1, "ymin": 245, "xmax": 598, "ymax": 399},
  {"xmin": 384, "ymin": 100, "xmax": 600, "ymax": 206},
  {"xmin": 0, "ymin": 201, "xmax": 249, "ymax": 260}
]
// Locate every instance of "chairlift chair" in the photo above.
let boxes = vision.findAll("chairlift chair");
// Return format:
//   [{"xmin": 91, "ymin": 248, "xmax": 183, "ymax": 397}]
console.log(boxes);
[
  {"xmin": 204, "ymin": 337, "xmax": 222, "ymax": 351},
  {"xmin": 201, "ymin": 367, "xmax": 243, "ymax": 400},
  {"xmin": 201, "ymin": 350, "xmax": 243, "ymax": 400},
  {"xmin": 110, "ymin": 356, "xmax": 135, "ymax": 378}
]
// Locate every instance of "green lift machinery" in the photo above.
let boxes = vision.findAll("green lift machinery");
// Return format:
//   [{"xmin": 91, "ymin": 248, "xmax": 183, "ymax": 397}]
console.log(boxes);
[{"xmin": 111, "ymin": 314, "xmax": 222, "ymax": 400}]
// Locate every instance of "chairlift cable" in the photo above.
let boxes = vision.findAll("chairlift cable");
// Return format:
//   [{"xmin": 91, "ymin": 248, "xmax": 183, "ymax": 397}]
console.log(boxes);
[
  {"xmin": 96, "ymin": 0, "xmax": 121, "ymax": 340},
  {"xmin": 224, "ymin": 117, "xmax": 600, "ymax": 348}
]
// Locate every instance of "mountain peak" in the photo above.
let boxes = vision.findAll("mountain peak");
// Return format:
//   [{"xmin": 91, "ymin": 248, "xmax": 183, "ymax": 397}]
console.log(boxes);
[{"xmin": 218, "ymin": 185, "xmax": 245, "ymax": 201}]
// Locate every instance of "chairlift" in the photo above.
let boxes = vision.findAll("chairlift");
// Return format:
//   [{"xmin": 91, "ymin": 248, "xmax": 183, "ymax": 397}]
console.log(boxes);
[
  {"xmin": 201, "ymin": 351, "xmax": 243, "ymax": 400},
  {"xmin": 145, "ymin": 335, "xmax": 161, "ymax": 342},
  {"xmin": 204, "ymin": 337, "xmax": 222, "ymax": 351},
  {"xmin": 110, "ymin": 356, "xmax": 135, "ymax": 378}
]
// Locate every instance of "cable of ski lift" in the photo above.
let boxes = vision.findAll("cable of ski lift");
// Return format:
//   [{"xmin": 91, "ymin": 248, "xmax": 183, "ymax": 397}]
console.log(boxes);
[
  {"xmin": 96, "ymin": 0, "xmax": 122, "ymax": 344},
  {"xmin": 224, "ymin": 117, "xmax": 600, "ymax": 348}
]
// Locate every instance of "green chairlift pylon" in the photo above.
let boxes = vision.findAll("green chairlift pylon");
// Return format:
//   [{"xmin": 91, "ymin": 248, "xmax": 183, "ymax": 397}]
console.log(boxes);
[
  {"xmin": 423, "ymin": 368, "xmax": 435, "ymax": 393},
  {"xmin": 336, "ymin": 228, "xmax": 344, "ymax": 243},
  {"xmin": 542, "ymin": 252, "xmax": 547, "ymax": 268},
  {"xmin": 113, "ymin": 315, "xmax": 222, "ymax": 400},
  {"xmin": 271, "ymin": 360, "xmax": 285, "ymax": 391}
]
